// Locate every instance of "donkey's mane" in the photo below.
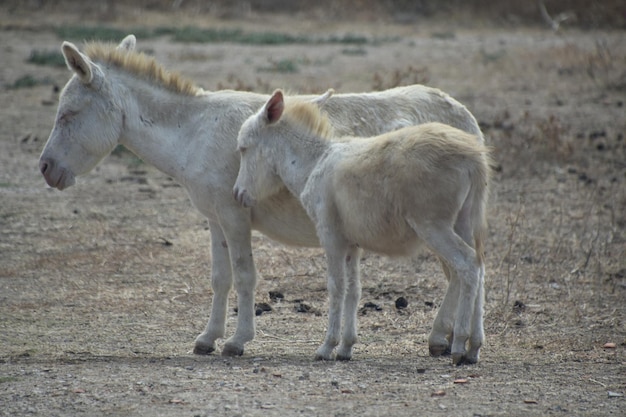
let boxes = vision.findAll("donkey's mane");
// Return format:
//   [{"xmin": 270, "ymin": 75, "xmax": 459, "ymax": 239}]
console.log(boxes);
[
  {"xmin": 283, "ymin": 100, "xmax": 334, "ymax": 140},
  {"xmin": 84, "ymin": 42, "xmax": 200, "ymax": 96}
]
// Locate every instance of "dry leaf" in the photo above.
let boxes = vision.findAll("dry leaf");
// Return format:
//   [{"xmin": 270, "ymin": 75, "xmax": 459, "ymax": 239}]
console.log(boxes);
[
  {"xmin": 431, "ymin": 390, "xmax": 446, "ymax": 397},
  {"xmin": 603, "ymin": 342, "xmax": 616, "ymax": 349},
  {"xmin": 453, "ymin": 378, "xmax": 468, "ymax": 384},
  {"xmin": 72, "ymin": 388, "xmax": 85, "ymax": 394},
  {"xmin": 169, "ymin": 398, "xmax": 184, "ymax": 404},
  {"xmin": 524, "ymin": 399, "xmax": 538, "ymax": 404}
]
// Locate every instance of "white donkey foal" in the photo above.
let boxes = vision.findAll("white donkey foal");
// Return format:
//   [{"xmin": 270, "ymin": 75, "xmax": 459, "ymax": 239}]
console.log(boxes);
[{"xmin": 234, "ymin": 90, "xmax": 491, "ymax": 364}]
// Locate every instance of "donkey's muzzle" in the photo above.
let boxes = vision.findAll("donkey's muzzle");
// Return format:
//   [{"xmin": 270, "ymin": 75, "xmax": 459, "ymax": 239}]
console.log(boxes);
[{"xmin": 39, "ymin": 157, "xmax": 75, "ymax": 190}]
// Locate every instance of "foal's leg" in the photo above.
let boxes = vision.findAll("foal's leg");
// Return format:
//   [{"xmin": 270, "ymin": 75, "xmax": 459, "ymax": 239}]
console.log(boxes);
[
  {"xmin": 194, "ymin": 221, "xmax": 232, "ymax": 354},
  {"xmin": 315, "ymin": 240, "xmax": 349, "ymax": 361},
  {"xmin": 428, "ymin": 258, "xmax": 458, "ymax": 357},
  {"xmin": 409, "ymin": 220, "xmax": 480, "ymax": 365},
  {"xmin": 337, "ymin": 245, "xmax": 362, "ymax": 361},
  {"xmin": 453, "ymin": 204, "xmax": 485, "ymax": 364}
]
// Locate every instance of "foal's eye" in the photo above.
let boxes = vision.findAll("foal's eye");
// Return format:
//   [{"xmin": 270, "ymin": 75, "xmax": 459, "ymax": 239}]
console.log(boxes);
[{"xmin": 238, "ymin": 146, "xmax": 247, "ymax": 154}]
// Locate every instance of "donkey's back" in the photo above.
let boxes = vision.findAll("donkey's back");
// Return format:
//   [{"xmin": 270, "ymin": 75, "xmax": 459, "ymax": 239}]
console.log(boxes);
[{"xmin": 321, "ymin": 85, "xmax": 483, "ymax": 141}]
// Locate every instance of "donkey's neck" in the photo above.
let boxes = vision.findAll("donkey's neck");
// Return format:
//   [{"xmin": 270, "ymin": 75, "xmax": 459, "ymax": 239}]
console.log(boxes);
[
  {"xmin": 116, "ymin": 75, "xmax": 225, "ymax": 184},
  {"xmin": 274, "ymin": 130, "xmax": 330, "ymax": 198}
]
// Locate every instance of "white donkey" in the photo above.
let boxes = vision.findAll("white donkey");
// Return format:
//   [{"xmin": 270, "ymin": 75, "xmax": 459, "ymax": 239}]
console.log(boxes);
[
  {"xmin": 39, "ymin": 35, "xmax": 485, "ymax": 359},
  {"xmin": 234, "ymin": 90, "xmax": 491, "ymax": 364}
]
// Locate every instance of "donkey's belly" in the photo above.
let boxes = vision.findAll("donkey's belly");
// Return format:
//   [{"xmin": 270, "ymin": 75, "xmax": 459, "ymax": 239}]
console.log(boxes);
[{"xmin": 251, "ymin": 189, "xmax": 321, "ymax": 247}]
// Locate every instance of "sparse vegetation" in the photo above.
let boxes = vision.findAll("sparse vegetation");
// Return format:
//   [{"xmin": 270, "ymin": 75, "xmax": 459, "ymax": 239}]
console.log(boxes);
[
  {"xmin": 27, "ymin": 50, "xmax": 66, "ymax": 67},
  {"xmin": 372, "ymin": 66, "xmax": 429, "ymax": 90},
  {"xmin": 6, "ymin": 74, "xmax": 54, "ymax": 89},
  {"xmin": 257, "ymin": 58, "xmax": 299, "ymax": 73}
]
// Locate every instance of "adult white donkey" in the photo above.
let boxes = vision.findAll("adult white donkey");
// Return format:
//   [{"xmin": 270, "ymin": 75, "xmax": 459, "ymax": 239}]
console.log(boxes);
[
  {"xmin": 39, "ymin": 35, "xmax": 485, "ymax": 359},
  {"xmin": 234, "ymin": 90, "xmax": 490, "ymax": 364}
]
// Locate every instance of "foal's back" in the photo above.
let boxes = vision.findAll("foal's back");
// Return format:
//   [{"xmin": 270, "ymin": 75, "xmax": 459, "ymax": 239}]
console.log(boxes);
[{"xmin": 325, "ymin": 123, "xmax": 487, "ymax": 256}]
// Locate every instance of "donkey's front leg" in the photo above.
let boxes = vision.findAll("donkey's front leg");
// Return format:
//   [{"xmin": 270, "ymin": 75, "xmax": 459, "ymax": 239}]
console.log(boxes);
[
  {"xmin": 221, "ymin": 216, "xmax": 258, "ymax": 357},
  {"xmin": 315, "ymin": 243, "xmax": 348, "ymax": 361},
  {"xmin": 336, "ymin": 245, "xmax": 362, "ymax": 361},
  {"xmin": 194, "ymin": 221, "xmax": 233, "ymax": 355}
]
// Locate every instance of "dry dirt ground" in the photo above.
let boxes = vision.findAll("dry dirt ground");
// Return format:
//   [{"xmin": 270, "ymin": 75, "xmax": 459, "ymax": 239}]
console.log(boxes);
[{"xmin": 1, "ymin": 6, "xmax": 625, "ymax": 417}]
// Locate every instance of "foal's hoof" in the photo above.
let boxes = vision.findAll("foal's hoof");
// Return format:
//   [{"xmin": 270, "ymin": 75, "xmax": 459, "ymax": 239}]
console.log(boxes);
[
  {"xmin": 429, "ymin": 344, "xmax": 451, "ymax": 357},
  {"xmin": 221, "ymin": 343, "xmax": 244, "ymax": 357},
  {"xmin": 193, "ymin": 343, "xmax": 216, "ymax": 355}
]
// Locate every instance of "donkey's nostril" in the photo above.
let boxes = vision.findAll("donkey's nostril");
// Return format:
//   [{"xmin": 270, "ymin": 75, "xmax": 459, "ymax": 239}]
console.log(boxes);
[{"xmin": 39, "ymin": 161, "xmax": 49, "ymax": 175}]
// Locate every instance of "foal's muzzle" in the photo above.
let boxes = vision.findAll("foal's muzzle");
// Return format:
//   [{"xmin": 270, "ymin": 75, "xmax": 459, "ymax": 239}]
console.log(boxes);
[{"xmin": 233, "ymin": 186, "xmax": 256, "ymax": 208}]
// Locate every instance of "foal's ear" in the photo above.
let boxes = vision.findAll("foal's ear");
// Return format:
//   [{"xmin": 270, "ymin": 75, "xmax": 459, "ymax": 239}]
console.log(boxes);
[
  {"xmin": 117, "ymin": 34, "xmax": 137, "ymax": 52},
  {"xmin": 62, "ymin": 41, "xmax": 94, "ymax": 84},
  {"xmin": 264, "ymin": 90, "xmax": 284, "ymax": 124}
]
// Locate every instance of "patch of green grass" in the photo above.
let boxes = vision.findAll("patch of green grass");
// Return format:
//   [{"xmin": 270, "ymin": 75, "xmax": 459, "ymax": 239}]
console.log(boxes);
[
  {"xmin": 169, "ymin": 27, "xmax": 242, "ymax": 43},
  {"xmin": 27, "ymin": 50, "xmax": 66, "ymax": 67},
  {"xmin": 6, "ymin": 75, "xmax": 54, "ymax": 89},
  {"xmin": 55, "ymin": 26, "xmax": 154, "ymax": 42},
  {"xmin": 0, "ymin": 376, "xmax": 18, "ymax": 384},
  {"xmin": 51, "ymin": 24, "xmax": 400, "ymax": 47},
  {"xmin": 341, "ymin": 47, "xmax": 368, "ymax": 56},
  {"xmin": 327, "ymin": 34, "xmax": 369, "ymax": 45},
  {"xmin": 257, "ymin": 59, "xmax": 299, "ymax": 73},
  {"xmin": 431, "ymin": 31, "xmax": 456, "ymax": 40}
]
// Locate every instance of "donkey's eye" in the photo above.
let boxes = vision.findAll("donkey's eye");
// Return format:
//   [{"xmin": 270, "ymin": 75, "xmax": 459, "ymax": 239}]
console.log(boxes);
[
  {"xmin": 238, "ymin": 146, "xmax": 247, "ymax": 154},
  {"xmin": 58, "ymin": 110, "xmax": 78, "ymax": 123}
]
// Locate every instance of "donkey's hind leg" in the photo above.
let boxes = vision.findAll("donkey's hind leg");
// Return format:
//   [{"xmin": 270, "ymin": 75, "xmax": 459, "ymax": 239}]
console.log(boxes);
[
  {"xmin": 409, "ymin": 219, "xmax": 480, "ymax": 365},
  {"xmin": 466, "ymin": 263, "xmax": 485, "ymax": 364},
  {"xmin": 428, "ymin": 258, "xmax": 458, "ymax": 357},
  {"xmin": 337, "ymin": 245, "xmax": 363, "ymax": 361}
]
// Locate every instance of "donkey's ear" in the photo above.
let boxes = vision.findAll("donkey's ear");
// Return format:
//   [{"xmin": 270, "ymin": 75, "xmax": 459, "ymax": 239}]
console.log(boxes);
[
  {"xmin": 311, "ymin": 88, "xmax": 334, "ymax": 107},
  {"xmin": 264, "ymin": 90, "xmax": 284, "ymax": 124},
  {"xmin": 62, "ymin": 41, "xmax": 93, "ymax": 84},
  {"xmin": 117, "ymin": 34, "xmax": 136, "ymax": 52}
]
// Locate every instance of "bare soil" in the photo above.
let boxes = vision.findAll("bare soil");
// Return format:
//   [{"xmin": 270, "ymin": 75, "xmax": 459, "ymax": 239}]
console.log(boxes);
[{"xmin": 1, "ymin": 5, "xmax": 625, "ymax": 417}]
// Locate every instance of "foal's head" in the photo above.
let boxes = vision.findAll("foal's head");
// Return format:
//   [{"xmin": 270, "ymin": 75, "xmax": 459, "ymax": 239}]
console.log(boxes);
[{"xmin": 233, "ymin": 89, "xmax": 334, "ymax": 208}]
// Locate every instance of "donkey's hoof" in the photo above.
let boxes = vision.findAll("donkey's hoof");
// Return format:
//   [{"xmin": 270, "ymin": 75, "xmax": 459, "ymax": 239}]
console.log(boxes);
[
  {"xmin": 222, "ymin": 343, "xmax": 244, "ymax": 357},
  {"xmin": 429, "ymin": 344, "xmax": 451, "ymax": 357},
  {"xmin": 451, "ymin": 352, "xmax": 476, "ymax": 366},
  {"xmin": 193, "ymin": 342, "xmax": 216, "ymax": 355}
]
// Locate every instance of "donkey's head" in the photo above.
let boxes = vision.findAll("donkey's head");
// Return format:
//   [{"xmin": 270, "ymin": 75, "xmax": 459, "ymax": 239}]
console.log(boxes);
[{"xmin": 39, "ymin": 35, "xmax": 136, "ymax": 190}]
